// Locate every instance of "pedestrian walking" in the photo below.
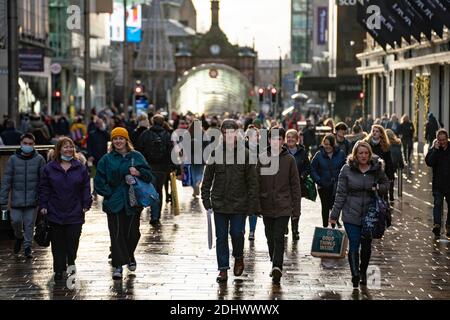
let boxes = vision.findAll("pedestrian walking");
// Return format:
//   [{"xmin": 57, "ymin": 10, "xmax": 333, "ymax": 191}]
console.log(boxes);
[
  {"xmin": 302, "ymin": 119, "xmax": 316, "ymax": 156},
  {"xmin": 245, "ymin": 125, "xmax": 260, "ymax": 241},
  {"xmin": 136, "ymin": 114, "xmax": 173, "ymax": 226},
  {"xmin": 425, "ymin": 129, "xmax": 450, "ymax": 239},
  {"xmin": 335, "ymin": 122, "xmax": 352, "ymax": 156},
  {"xmin": 39, "ymin": 137, "xmax": 92, "ymax": 281},
  {"xmin": 330, "ymin": 141, "xmax": 390, "ymax": 288},
  {"xmin": 94, "ymin": 128, "xmax": 155, "ymax": 279},
  {"xmin": 398, "ymin": 114, "xmax": 414, "ymax": 167},
  {"xmin": 0, "ymin": 133, "xmax": 46, "ymax": 258},
  {"xmin": 386, "ymin": 129, "xmax": 405, "ymax": 201},
  {"xmin": 0, "ymin": 120, "xmax": 23, "ymax": 146},
  {"xmin": 425, "ymin": 113, "xmax": 441, "ymax": 147},
  {"xmin": 201, "ymin": 119, "xmax": 259, "ymax": 283},
  {"xmin": 311, "ymin": 134, "xmax": 347, "ymax": 228},
  {"xmin": 285, "ymin": 129, "xmax": 311, "ymax": 241},
  {"xmin": 258, "ymin": 127, "xmax": 301, "ymax": 284}
]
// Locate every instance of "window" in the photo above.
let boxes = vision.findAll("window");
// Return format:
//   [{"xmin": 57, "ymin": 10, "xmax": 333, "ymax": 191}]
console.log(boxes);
[
  {"xmin": 293, "ymin": 0, "xmax": 307, "ymax": 12},
  {"xmin": 292, "ymin": 14, "xmax": 308, "ymax": 30}
]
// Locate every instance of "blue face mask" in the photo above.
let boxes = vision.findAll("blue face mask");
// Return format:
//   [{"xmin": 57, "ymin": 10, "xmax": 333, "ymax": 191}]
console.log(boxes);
[
  {"xmin": 21, "ymin": 145, "xmax": 34, "ymax": 154},
  {"xmin": 61, "ymin": 155, "xmax": 74, "ymax": 162}
]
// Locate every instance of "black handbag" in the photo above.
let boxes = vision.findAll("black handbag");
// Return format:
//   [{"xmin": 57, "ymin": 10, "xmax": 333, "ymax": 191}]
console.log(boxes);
[{"xmin": 34, "ymin": 216, "xmax": 51, "ymax": 247}]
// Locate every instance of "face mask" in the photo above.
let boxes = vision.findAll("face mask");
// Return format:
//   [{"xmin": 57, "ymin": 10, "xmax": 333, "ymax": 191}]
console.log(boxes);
[
  {"xmin": 21, "ymin": 145, "xmax": 34, "ymax": 154},
  {"xmin": 61, "ymin": 155, "xmax": 73, "ymax": 162}
]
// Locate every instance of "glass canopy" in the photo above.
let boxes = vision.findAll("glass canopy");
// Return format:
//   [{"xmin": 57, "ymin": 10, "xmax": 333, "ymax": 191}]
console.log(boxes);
[{"xmin": 171, "ymin": 64, "xmax": 252, "ymax": 115}]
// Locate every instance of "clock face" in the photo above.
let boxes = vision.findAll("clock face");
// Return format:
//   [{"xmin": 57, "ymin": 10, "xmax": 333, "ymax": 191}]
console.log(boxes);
[{"xmin": 210, "ymin": 44, "xmax": 221, "ymax": 56}]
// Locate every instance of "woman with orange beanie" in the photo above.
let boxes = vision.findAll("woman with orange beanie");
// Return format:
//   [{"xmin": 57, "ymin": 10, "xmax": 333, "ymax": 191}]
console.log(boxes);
[{"xmin": 94, "ymin": 127, "xmax": 155, "ymax": 280}]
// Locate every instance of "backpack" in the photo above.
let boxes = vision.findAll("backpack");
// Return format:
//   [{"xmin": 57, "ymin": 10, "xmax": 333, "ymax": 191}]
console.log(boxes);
[{"xmin": 146, "ymin": 130, "xmax": 168, "ymax": 163}]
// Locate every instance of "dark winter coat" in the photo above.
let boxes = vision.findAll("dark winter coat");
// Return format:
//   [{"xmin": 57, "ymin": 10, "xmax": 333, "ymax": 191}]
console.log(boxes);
[
  {"xmin": 135, "ymin": 125, "xmax": 173, "ymax": 172},
  {"xmin": 390, "ymin": 142, "xmax": 405, "ymax": 171},
  {"xmin": 257, "ymin": 147, "xmax": 301, "ymax": 218},
  {"xmin": 302, "ymin": 126, "xmax": 316, "ymax": 148},
  {"xmin": 311, "ymin": 147, "xmax": 347, "ymax": 188},
  {"xmin": 1, "ymin": 128, "xmax": 23, "ymax": 146},
  {"xmin": 0, "ymin": 149, "xmax": 46, "ymax": 208},
  {"xmin": 425, "ymin": 143, "xmax": 450, "ymax": 193},
  {"xmin": 287, "ymin": 144, "xmax": 311, "ymax": 198},
  {"xmin": 87, "ymin": 127, "xmax": 110, "ymax": 166},
  {"xmin": 399, "ymin": 122, "xmax": 414, "ymax": 147},
  {"xmin": 94, "ymin": 150, "xmax": 155, "ymax": 216},
  {"xmin": 201, "ymin": 145, "xmax": 259, "ymax": 215},
  {"xmin": 28, "ymin": 120, "xmax": 51, "ymax": 145},
  {"xmin": 330, "ymin": 156, "xmax": 390, "ymax": 226},
  {"xmin": 39, "ymin": 159, "xmax": 92, "ymax": 225},
  {"xmin": 336, "ymin": 137, "xmax": 352, "ymax": 155},
  {"xmin": 368, "ymin": 140, "xmax": 395, "ymax": 180}
]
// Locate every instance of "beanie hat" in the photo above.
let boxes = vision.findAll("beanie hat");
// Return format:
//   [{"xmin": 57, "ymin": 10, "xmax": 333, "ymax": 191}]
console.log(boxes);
[{"xmin": 111, "ymin": 127, "xmax": 130, "ymax": 141}]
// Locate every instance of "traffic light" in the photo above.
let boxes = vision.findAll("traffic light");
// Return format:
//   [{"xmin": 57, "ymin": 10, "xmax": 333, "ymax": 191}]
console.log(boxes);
[
  {"xmin": 258, "ymin": 88, "xmax": 264, "ymax": 102},
  {"xmin": 135, "ymin": 84, "xmax": 144, "ymax": 96},
  {"xmin": 54, "ymin": 90, "xmax": 61, "ymax": 98},
  {"xmin": 359, "ymin": 91, "xmax": 365, "ymax": 100},
  {"xmin": 271, "ymin": 88, "xmax": 277, "ymax": 103}
]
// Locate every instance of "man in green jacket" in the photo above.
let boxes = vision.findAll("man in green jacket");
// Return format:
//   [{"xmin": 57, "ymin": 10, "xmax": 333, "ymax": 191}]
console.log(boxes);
[{"xmin": 201, "ymin": 119, "xmax": 259, "ymax": 283}]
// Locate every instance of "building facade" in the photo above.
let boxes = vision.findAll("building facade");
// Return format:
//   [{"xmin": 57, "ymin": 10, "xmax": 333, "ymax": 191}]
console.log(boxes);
[
  {"xmin": 0, "ymin": 0, "xmax": 8, "ymax": 117},
  {"xmin": 357, "ymin": 31, "xmax": 450, "ymax": 150}
]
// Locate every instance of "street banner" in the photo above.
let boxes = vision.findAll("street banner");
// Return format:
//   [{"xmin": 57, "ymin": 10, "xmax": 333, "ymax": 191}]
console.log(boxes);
[
  {"xmin": 409, "ymin": 0, "xmax": 445, "ymax": 37},
  {"xmin": 317, "ymin": 7, "xmax": 328, "ymax": 45},
  {"xmin": 357, "ymin": 0, "xmax": 394, "ymax": 49},
  {"xmin": 387, "ymin": 0, "xmax": 432, "ymax": 42},
  {"xmin": 373, "ymin": 0, "xmax": 413, "ymax": 45}
]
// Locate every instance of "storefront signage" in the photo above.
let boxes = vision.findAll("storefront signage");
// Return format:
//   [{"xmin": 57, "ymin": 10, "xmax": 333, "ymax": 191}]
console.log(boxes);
[{"xmin": 19, "ymin": 49, "xmax": 44, "ymax": 72}]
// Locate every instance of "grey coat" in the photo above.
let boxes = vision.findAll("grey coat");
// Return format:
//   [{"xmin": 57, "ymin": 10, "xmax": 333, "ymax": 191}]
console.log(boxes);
[
  {"xmin": 0, "ymin": 149, "xmax": 46, "ymax": 208},
  {"xmin": 330, "ymin": 156, "xmax": 390, "ymax": 226}
]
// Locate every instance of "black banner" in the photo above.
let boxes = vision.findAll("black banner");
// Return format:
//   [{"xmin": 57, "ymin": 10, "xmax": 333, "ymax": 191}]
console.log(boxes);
[
  {"xmin": 409, "ymin": 0, "xmax": 445, "ymax": 37},
  {"xmin": 373, "ymin": 0, "xmax": 414, "ymax": 45},
  {"xmin": 388, "ymin": 0, "xmax": 432, "ymax": 41},
  {"xmin": 357, "ymin": 0, "xmax": 395, "ymax": 49}
]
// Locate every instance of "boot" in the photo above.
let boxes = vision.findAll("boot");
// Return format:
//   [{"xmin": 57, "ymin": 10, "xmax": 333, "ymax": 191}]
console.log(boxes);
[
  {"xmin": 360, "ymin": 239, "xmax": 372, "ymax": 286},
  {"xmin": 292, "ymin": 219, "xmax": 300, "ymax": 241},
  {"xmin": 348, "ymin": 251, "xmax": 360, "ymax": 289}
]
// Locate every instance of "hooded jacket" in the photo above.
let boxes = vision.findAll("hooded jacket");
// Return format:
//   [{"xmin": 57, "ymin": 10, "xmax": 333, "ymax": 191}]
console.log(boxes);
[
  {"xmin": 311, "ymin": 146, "xmax": 347, "ymax": 188},
  {"xmin": 257, "ymin": 147, "xmax": 301, "ymax": 218},
  {"xmin": 330, "ymin": 156, "xmax": 390, "ymax": 226},
  {"xmin": 0, "ymin": 149, "xmax": 46, "ymax": 208}
]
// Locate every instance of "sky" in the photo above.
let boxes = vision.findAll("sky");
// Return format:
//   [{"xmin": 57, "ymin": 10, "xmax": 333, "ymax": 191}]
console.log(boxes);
[{"xmin": 191, "ymin": 0, "xmax": 291, "ymax": 60}]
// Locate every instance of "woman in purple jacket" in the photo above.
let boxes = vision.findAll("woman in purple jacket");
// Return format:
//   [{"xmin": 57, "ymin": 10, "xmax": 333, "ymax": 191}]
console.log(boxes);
[{"xmin": 39, "ymin": 137, "xmax": 92, "ymax": 281}]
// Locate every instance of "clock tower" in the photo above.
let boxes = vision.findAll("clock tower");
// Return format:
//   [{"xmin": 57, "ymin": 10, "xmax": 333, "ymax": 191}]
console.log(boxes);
[{"xmin": 174, "ymin": 0, "xmax": 257, "ymax": 86}]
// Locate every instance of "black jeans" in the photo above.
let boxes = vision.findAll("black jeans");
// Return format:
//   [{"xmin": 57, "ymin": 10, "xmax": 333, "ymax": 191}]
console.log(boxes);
[
  {"xmin": 107, "ymin": 212, "xmax": 141, "ymax": 268},
  {"xmin": 263, "ymin": 216, "xmax": 290, "ymax": 270},
  {"xmin": 153, "ymin": 171, "xmax": 168, "ymax": 219},
  {"xmin": 49, "ymin": 222, "xmax": 83, "ymax": 273},
  {"xmin": 402, "ymin": 139, "xmax": 413, "ymax": 165},
  {"xmin": 318, "ymin": 186, "xmax": 334, "ymax": 228}
]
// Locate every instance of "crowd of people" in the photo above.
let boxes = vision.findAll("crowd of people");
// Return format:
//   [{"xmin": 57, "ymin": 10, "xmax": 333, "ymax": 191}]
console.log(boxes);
[{"xmin": 0, "ymin": 106, "xmax": 448, "ymax": 289}]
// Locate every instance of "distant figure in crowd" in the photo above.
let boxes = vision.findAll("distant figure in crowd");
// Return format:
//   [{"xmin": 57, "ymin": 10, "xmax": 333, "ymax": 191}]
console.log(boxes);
[
  {"xmin": 387, "ymin": 114, "xmax": 400, "ymax": 136},
  {"xmin": 302, "ymin": 119, "xmax": 316, "ymax": 155},
  {"xmin": 335, "ymin": 122, "xmax": 352, "ymax": 156},
  {"xmin": 1, "ymin": 120, "xmax": 23, "ymax": 146},
  {"xmin": 425, "ymin": 113, "xmax": 441, "ymax": 147},
  {"xmin": 386, "ymin": 129, "xmax": 405, "ymax": 202},
  {"xmin": 398, "ymin": 114, "xmax": 414, "ymax": 166}
]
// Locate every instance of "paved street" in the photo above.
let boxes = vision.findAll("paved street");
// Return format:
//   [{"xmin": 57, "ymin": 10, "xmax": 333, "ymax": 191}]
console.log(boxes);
[{"xmin": 0, "ymin": 154, "xmax": 449, "ymax": 300}]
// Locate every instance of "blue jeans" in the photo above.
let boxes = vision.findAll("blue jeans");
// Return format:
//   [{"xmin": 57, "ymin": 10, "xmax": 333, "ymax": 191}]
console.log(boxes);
[
  {"xmin": 432, "ymin": 190, "xmax": 450, "ymax": 226},
  {"xmin": 214, "ymin": 213, "xmax": 246, "ymax": 271},
  {"xmin": 190, "ymin": 164, "xmax": 204, "ymax": 187},
  {"xmin": 247, "ymin": 215, "xmax": 257, "ymax": 233}
]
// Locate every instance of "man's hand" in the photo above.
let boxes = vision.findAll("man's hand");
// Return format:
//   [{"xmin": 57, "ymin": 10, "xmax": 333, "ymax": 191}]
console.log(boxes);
[{"xmin": 40, "ymin": 208, "xmax": 48, "ymax": 215}]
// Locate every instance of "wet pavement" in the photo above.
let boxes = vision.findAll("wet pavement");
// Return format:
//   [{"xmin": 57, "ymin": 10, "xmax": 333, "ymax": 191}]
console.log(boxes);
[{"xmin": 0, "ymin": 154, "xmax": 449, "ymax": 300}]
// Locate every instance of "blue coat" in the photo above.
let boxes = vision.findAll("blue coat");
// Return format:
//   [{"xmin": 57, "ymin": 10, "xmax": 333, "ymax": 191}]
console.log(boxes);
[
  {"xmin": 311, "ymin": 147, "xmax": 347, "ymax": 188},
  {"xmin": 39, "ymin": 159, "xmax": 92, "ymax": 225}
]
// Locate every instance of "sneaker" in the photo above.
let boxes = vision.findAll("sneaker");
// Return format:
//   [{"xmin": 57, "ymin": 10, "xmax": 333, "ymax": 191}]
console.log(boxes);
[
  {"xmin": 248, "ymin": 231, "xmax": 255, "ymax": 241},
  {"xmin": 128, "ymin": 257, "xmax": 137, "ymax": 272},
  {"xmin": 112, "ymin": 267, "xmax": 123, "ymax": 280},
  {"xmin": 216, "ymin": 270, "xmax": 228, "ymax": 283},
  {"xmin": 14, "ymin": 238, "xmax": 23, "ymax": 254},
  {"xmin": 271, "ymin": 267, "xmax": 282, "ymax": 284},
  {"xmin": 233, "ymin": 257, "xmax": 244, "ymax": 276},
  {"xmin": 432, "ymin": 224, "xmax": 441, "ymax": 239},
  {"xmin": 24, "ymin": 247, "xmax": 32, "ymax": 259}
]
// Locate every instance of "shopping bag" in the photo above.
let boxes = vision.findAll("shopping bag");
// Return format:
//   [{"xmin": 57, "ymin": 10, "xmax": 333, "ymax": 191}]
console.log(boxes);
[
  {"xmin": 361, "ymin": 192, "xmax": 389, "ymax": 239},
  {"xmin": 182, "ymin": 164, "xmax": 193, "ymax": 187},
  {"xmin": 304, "ymin": 176, "xmax": 317, "ymax": 201},
  {"xmin": 170, "ymin": 172, "xmax": 180, "ymax": 215},
  {"xmin": 133, "ymin": 177, "xmax": 160, "ymax": 208},
  {"xmin": 207, "ymin": 209, "xmax": 213, "ymax": 250},
  {"xmin": 311, "ymin": 227, "xmax": 348, "ymax": 259},
  {"xmin": 34, "ymin": 216, "xmax": 51, "ymax": 247}
]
